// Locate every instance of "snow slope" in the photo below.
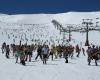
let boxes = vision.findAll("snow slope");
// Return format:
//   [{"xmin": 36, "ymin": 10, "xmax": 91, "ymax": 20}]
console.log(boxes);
[
  {"xmin": 0, "ymin": 12, "xmax": 100, "ymax": 24},
  {"xmin": 0, "ymin": 12, "xmax": 100, "ymax": 80},
  {"xmin": 0, "ymin": 49, "xmax": 100, "ymax": 80}
]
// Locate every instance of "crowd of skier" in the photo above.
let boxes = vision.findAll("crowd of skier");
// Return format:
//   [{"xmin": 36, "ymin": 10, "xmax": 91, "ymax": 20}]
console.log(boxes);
[{"xmin": 1, "ymin": 41, "xmax": 100, "ymax": 66}]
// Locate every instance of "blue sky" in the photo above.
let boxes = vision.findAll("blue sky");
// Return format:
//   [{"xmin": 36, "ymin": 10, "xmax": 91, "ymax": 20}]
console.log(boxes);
[{"xmin": 0, "ymin": 0, "xmax": 100, "ymax": 14}]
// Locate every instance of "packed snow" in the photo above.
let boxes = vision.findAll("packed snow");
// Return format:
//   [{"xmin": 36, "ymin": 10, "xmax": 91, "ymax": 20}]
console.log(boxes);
[{"xmin": 0, "ymin": 12, "xmax": 100, "ymax": 80}]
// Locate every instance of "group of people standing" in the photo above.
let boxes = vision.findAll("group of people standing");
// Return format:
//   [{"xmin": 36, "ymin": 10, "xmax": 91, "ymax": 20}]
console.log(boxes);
[
  {"xmin": 87, "ymin": 45, "xmax": 100, "ymax": 66},
  {"xmin": 1, "ymin": 41, "xmax": 88, "ymax": 66},
  {"xmin": 1, "ymin": 42, "xmax": 51, "ymax": 65}
]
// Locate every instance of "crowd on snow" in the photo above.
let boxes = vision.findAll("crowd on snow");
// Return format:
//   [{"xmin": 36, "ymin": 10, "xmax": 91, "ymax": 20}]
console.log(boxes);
[{"xmin": 1, "ymin": 41, "xmax": 100, "ymax": 66}]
